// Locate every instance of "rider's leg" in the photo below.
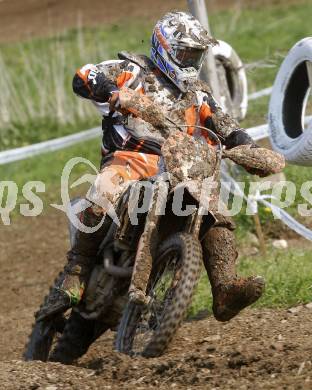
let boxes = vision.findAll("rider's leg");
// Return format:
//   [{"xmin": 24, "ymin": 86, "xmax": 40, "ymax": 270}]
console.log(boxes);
[
  {"xmin": 36, "ymin": 151, "xmax": 160, "ymax": 321},
  {"xmin": 202, "ymin": 225, "xmax": 265, "ymax": 322}
]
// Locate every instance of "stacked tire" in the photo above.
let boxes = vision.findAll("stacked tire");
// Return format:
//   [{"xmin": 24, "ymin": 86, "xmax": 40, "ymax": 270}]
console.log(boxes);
[
  {"xmin": 212, "ymin": 40, "xmax": 248, "ymax": 121},
  {"xmin": 269, "ymin": 37, "xmax": 312, "ymax": 165}
]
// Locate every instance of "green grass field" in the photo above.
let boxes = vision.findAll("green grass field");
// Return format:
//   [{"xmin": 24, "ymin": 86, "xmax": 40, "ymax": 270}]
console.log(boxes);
[
  {"xmin": 1, "ymin": 1, "xmax": 312, "ymax": 314},
  {"xmin": 189, "ymin": 246, "xmax": 312, "ymax": 317}
]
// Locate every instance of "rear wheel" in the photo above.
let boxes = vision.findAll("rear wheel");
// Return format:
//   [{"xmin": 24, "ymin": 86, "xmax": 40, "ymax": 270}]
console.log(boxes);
[
  {"xmin": 115, "ymin": 232, "xmax": 202, "ymax": 357},
  {"xmin": 48, "ymin": 310, "xmax": 108, "ymax": 364},
  {"xmin": 24, "ymin": 269, "xmax": 108, "ymax": 363},
  {"xmin": 24, "ymin": 271, "xmax": 68, "ymax": 361}
]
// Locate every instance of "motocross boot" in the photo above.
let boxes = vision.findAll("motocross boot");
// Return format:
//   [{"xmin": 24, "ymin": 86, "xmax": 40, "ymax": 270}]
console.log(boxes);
[
  {"xmin": 36, "ymin": 206, "xmax": 110, "ymax": 321},
  {"xmin": 202, "ymin": 226, "xmax": 265, "ymax": 322}
]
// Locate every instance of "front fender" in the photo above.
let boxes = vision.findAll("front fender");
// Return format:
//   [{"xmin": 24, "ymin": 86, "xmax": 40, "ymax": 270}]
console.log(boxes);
[
  {"xmin": 172, "ymin": 179, "xmax": 216, "ymax": 210},
  {"xmin": 171, "ymin": 180, "xmax": 217, "ymax": 239}
]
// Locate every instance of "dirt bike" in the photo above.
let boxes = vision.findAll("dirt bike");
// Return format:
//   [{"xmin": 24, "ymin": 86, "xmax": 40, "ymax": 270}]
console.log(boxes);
[{"xmin": 24, "ymin": 89, "xmax": 284, "ymax": 364}]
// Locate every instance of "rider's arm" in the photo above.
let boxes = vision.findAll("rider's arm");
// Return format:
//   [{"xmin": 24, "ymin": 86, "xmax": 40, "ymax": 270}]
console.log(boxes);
[
  {"xmin": 72, "ymin": 64, "xmax": 119, "ymax": 103},
  {"xmin": 72, "ymin": 61, "xmax": 142, "ymax": 104},
  {"xmin": 200, "ymin": 94, "xmax": 256, "ymax": 149}
]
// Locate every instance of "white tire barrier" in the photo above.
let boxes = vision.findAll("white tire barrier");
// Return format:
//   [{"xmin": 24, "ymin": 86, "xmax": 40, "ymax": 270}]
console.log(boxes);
[
  {"xmin": 213, "ymin": 40, "xmax": 248, "ymax": 121},
  {"xmin": 269, "ymin": 37, "xmax": 312, "ymax": 165}
]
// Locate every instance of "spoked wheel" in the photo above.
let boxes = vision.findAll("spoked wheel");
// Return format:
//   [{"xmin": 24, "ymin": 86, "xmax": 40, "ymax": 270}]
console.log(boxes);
[
  {"xmin": 24, "ymin": 306, "xmax": 106, "ymax": 364},
  {"xmin": 48, "ymin": 310, "xmax": 108, "ymax": 365},
  {"xmin": 24, "ymin": 314, "xmax": 68, "ymax": 362},
  {"xmin": 116, "ymin": 232, "xmax": 202, "ymax": 358},
  {"xmin": 24, "ymin": 271, "xmax": 106, "ymax": 364},
  {"xmin": 24, "ymin": 271, "xmax": 69, "ymax": 362}
]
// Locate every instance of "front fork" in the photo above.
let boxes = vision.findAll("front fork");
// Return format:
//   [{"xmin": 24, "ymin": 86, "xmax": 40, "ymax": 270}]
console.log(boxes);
[
  {"xmin": 128, "ymin": 179, "xmax": 167, "ymax": 306},
  {"xmin": 128, "ymin": 180, "xmax": 204, "ymax": 306}
]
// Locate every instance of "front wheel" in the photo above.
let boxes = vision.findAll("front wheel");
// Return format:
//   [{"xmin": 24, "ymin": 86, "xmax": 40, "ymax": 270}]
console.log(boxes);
[{"xmin": 115, "ymin": 232, "xmax": 202, "ymax": 358}]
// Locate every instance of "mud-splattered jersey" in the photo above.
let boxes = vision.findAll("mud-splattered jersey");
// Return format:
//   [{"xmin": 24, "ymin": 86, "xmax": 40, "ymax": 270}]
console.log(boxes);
[{"xmin": 72, "ymin": 53, "xmax": 251, "ymax": 156}]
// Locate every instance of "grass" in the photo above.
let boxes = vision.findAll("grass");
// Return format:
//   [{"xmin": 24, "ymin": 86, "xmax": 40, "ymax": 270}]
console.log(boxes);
[
  {"xmin": 1, "ymin": 1, "xmax": 312, "ymax": 313},
  {"xmin": 0, "ymin": 23, "xmax": 151, "ymax": 150},
  {"xmin": 213, "ymin": 1, "xmax": 312, "ymax": 92},
  {"xmin": 0, "ymin": 138, "xmax": 100, "ymax": 222},
  {"xmin": 189, "ymin": 246, "xmax": 312, "ymax": 317}
]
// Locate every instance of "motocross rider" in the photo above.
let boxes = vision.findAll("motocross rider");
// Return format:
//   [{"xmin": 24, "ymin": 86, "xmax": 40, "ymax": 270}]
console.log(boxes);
[{"xmin": 38, "ymin": 11, "xmax": 265, "ymax": 322}]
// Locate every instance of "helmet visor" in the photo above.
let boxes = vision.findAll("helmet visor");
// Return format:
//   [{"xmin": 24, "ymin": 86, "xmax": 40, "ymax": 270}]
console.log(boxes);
[{"xmin": 174, "ymin": 47, "xmax": 206, "ymax": 69}]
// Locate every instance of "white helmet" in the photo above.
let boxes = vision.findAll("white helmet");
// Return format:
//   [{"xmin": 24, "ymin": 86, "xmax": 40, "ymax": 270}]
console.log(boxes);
[{"xmin": 150, "ymin": 11, "xmax": 217, "ymax": 92}]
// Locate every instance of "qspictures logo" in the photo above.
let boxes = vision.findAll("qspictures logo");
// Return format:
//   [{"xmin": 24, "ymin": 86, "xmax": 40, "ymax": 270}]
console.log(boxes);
[{"xmin": 1, "ymin": 157, "xmax": 312, "ymax": 231}]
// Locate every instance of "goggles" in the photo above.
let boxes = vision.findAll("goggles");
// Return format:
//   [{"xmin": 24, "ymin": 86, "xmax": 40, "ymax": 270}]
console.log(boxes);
[{"xmin": 172, "ymin": 46, "xmax": 206, "ymax": 69}]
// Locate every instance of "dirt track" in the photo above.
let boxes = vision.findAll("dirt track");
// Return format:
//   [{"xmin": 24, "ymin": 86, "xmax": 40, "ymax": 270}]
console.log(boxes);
[{"xmin": 1, "ymin": 211, "xmax": 312, "ymax": 389}]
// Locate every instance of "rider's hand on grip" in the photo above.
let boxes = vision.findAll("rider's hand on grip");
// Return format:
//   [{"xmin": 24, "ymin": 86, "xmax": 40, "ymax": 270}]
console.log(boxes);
[{"xmin": 223, "ymin": 144, "xmax": 285, "ymax": 177}]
